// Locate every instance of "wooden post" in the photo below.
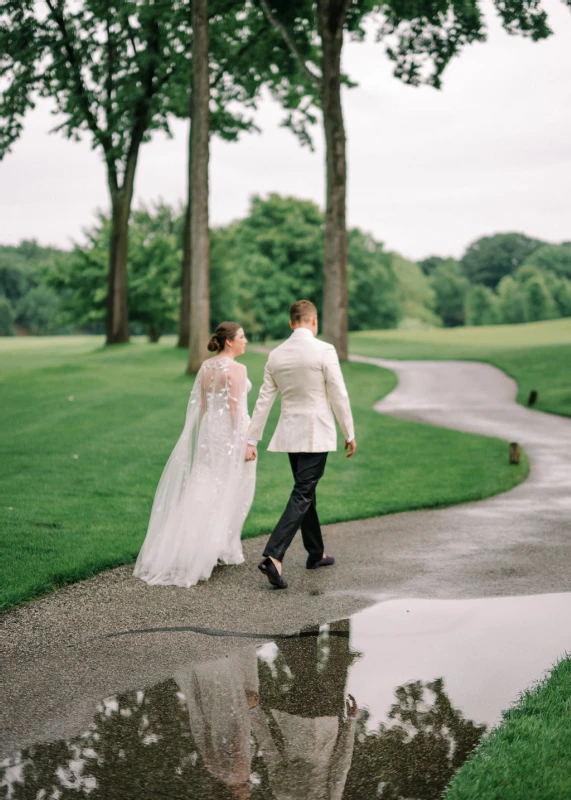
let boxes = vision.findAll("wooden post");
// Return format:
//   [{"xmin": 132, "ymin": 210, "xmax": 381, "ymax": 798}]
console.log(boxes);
[{"xmin": 509, "ymin": 442, "xmax": 520, "ymax": 465}]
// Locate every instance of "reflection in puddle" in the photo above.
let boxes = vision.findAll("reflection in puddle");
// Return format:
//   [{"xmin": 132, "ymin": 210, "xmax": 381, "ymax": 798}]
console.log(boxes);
[{"xmin": 2, "ymin": 593, "xmax": 570, "ymax": 799}]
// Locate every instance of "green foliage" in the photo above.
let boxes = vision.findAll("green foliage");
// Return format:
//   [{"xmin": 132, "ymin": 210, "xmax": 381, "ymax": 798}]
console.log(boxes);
[
  {"xmin": 6, "ymin": 195, "xmax": 411, "ymax": 341},
  {"xmin": 0, "ymin": 1, "xmax": 190, "ymax": 170},
  {"xmin": 0, "ymin": 295, "xmax": 15, "ymax": 335},
  {"xmin": 523, "ymin": 242, "xmax": 571, "ymax": 279},
  {"xmin": 431, "ymin": 259, "xmax": 469, "ymax": 327},
  {"xmin": 445, "ymin": 656, "xmax": 571, "ymax": 800},
  {"xmin": 465, "ymin": 285, "xmax": 500, "ymax": 326},
  {"xmin": 495, "ymin": 265, "xmax": 571, "ymax": 325},
  {"xmin": 348, "ymin": 229, "xmax": 401, "ymax": 331},
  {"xmin": 15, "ymin": 284, "xmax": 61, "ymax": 335},
  {"xmin": 496, "ymin": 274, "xmax": 527, "ymax": 324},
  {"xmin": 210, "ymin": 194, "xmax": 404, "ymax": 339},
  {"xmin": 211, "ymin": 193, "xmax": 324, "ymax": 339},
  {"xmin": 522, "ymin": 272, "xmax": 557, "ymax": 322},
  {"xmin": 419, "ymin": 255, "xmax": 445, "ymax": 276},
  {"xmin": 461, "ymin": 233, "xmax": 544, "ymax": 288},
  {"xmin": 0, "ymin": 240, "xmax": 67, "ymax": 333},
  {"xmin": 45, "ymin": 205, "xmax": 183, "ymax": 341},
  {"xmin": 391, "ymin": 252, "xmax": 441, "ymax": 327},
  {"xmin": 376, "ymin": 0, "xmax": 551, "ymax": 90},
  {"xmin": 127, "ymin": 205, "xmax": 183, "ymax": 341},
  {"xmin": 0, "ymin": 249, "xmax": 34, "ymax": 301}
]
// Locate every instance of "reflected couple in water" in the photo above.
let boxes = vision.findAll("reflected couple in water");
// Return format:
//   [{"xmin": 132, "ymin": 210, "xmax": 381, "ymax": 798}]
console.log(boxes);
[
  {"xmin": 175, "ymin": 620, "xmax": 359, "ymax": 800},
  {"xmin": 2, "ymin": 619, "xmax": 486, "ymax": 800}
]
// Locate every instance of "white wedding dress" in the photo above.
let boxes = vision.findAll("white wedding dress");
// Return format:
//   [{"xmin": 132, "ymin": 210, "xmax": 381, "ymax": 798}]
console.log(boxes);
[{"xmin": 133, "ymin": 356, "xmax": 256, "ymax": 587}]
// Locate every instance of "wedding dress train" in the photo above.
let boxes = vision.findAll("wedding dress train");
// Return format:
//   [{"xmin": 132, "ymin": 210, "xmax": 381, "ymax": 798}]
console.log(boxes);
[{"xmin": 133, "ymin": 356, "xmax": 256, "ymax": 587}]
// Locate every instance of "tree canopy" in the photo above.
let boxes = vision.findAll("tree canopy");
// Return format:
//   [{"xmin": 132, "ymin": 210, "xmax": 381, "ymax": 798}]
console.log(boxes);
[{"xmin": 460, "ymin": 233, "xmax": 544, "ymax": 288}]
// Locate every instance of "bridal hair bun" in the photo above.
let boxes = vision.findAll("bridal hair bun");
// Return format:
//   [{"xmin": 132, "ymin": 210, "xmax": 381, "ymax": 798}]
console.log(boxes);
[
  {"xmin": 207, "ymin": 321, "xmax": 241, "ymax": 353},
  {"xmin": 207, "ymin": 334, "xmax": 221, "ymax": 353}
]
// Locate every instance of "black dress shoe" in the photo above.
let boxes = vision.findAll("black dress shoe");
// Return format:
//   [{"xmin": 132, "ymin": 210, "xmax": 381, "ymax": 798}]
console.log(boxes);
[
  {"xmin": 258, "ymin": 557, "xmax": 288, "ymax": 589},
  {"xmin": 306, "ymin": 555, "xmax": 335, "ymax": 570}
]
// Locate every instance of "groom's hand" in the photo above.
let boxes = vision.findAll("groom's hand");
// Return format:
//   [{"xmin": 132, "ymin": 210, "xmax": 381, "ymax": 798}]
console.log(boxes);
[
  {"xmin": 245, "ymin": 444, "xmax": 257, "ymax": 462},
  {"xmin": 345, "ymin": 438, "xmax": 357, "ymax": 458}
]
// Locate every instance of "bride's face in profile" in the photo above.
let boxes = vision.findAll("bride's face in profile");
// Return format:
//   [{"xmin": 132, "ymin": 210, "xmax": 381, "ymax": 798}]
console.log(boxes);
[{"xmin": 225, "ymin": 327, "xmax": 248, "ymax": 357}]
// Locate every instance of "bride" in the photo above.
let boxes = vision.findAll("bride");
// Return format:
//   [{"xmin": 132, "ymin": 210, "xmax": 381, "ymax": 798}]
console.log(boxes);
[{"xmin": 133, "ymin": 322, "xmax": 257, "ymax": 587}]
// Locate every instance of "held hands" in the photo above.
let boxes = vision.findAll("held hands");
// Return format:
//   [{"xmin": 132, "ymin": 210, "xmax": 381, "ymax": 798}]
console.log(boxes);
[
  {"xmin": 345, "ymin": 438, "xmax": 357, "ymax": 458},
  {"xmin": 245, "ymin": 444, "xmax": 257, "ymax": 462}
]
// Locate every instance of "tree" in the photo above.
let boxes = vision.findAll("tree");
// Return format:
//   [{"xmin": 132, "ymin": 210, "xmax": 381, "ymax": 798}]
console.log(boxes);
[
  {"xmin": 496, "ymin": 274, "xmax": 526, "ymax": 324},
  {"xmin": 430, "ymin": 259, "xmax": 469, "ymax": 327},
  {"xmin": 1, "ymin": 0, "xmax": 189, "ymax": 344},
  {"xmin": 45, "ymin": 205, "xmax": 182, "ymax": 341},
  {"xmin": 257, "ymin": 0, "xmax": 360, "ymax": 359},
  {"xmin": 418, "ymin": 255, "xmax": 445, "ymax": 276},
  {"xmin": 128, "ymin": 205, "xmax": 183, "ymax": 341},
  {"xmin": 186, "ymin": 0, "xmax": 211, "ymax": 374},
  {"xmin": 523, "ymin": 274, "xmax": 557, "ymax": 322},
  {"xmin": 15, "ymin": 284, "xmax": 60, "ymax": 335},
  {"xmin": 175, "ymin": 1, "xmax": 263, "ymax": 351},
  {"xmin": 211, "ymin": 194, "xmax": 325, "ymax": 340},
  {"xmin": 348, "ymin": 229, "xmax": 400, "ymax": 331},
  {"xmin": 465, "ymin": 284, "xmax": 499, "ymax": 326},
  {"xmin": 391, "ymin": 253, "xmax": 441, "ymax": 327},
  {"xmin": 0, "ymin": 295, "xmax": 14, "ymax": 336},
  {"xmin": 0, "ymin": 240, "xmax": 67, "ymax": 333},
  {"xmin": 346, "ymin": 678, "xmax": 486, "ymax": 800},
  {"xmin": 548, "ymin": 276, "xmax": 571, "ymax": 318},
  {"xmin": 461, "ymin": 233, "xmax": 544, "ymax": 288},
  {"xmin": 523, "ymin": 242, "xmax": 571, "ymax": 279},
  {"xmin": 209, "ymin": 193, "xmax": 403, "ymax": 339}
]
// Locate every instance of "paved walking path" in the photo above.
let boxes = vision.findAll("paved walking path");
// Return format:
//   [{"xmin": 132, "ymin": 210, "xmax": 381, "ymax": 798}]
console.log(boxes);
[{"xmin": 2, "ymin": 358, "xmax": 571, "ymax": 756}]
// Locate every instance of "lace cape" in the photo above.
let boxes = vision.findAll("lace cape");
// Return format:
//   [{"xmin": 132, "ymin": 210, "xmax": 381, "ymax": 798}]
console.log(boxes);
[{"xmin": 133, "ymin": 356, "xmax": 255, "ymax": 586}]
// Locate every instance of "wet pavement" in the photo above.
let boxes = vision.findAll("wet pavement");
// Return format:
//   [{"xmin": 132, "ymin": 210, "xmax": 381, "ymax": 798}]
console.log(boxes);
[
  {"xmin": 2, "ymin": 358, "xmax": 571, "ymax": 796},
  {"xmin": 2, "ymin": 592, "xmax": 569, "ymax": 799}
]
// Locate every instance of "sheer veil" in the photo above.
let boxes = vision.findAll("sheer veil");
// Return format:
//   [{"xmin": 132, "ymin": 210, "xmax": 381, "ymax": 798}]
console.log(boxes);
[{"xmin": 143, "ymin": 369, "xmax": 203, "ymax": 544}]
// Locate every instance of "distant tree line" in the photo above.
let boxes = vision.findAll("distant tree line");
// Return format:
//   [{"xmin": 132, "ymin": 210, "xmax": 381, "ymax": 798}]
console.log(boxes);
[
  {"xmin": 2, "ymin": 199, "xmax": 569, "ymax": 340},
  {"xmin": 423, "ymin": 233, "xmax": 571, "ymax": 327}
]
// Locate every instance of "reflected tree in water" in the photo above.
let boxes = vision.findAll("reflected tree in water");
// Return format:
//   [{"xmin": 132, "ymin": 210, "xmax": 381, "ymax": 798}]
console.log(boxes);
[
  {"xmin": 344, "ymin": 678, "xmax": 487, "ymax": 800},
  {"xmin": 1, "ymin": 678, "xmax": 243, "ymax": 800}
]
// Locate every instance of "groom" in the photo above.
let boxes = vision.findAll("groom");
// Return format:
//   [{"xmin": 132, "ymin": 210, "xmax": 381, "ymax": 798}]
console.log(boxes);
[{"xmin": 246, "ymin": 300, "xmax": 356, "ymax": 589}]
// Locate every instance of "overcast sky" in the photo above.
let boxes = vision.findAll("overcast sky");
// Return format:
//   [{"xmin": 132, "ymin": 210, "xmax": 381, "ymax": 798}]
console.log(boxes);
[{"xmin": 1, "ymin": 0, "xmax": 570, "ymax": 261}]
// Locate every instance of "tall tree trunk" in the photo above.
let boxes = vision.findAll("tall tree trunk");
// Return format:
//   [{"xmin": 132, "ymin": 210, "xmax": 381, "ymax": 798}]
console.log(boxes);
[
  {"xmin": 106, "ymin": 152, "xmax": 138, "ymax": 345},
  {"xmin": 106, "ymin": 190, "xmax": 130, "ymax": 344},
  {"xmin": 178, "ymin": 92, "xmax": 193, "ymax": 349},
  {"xmin": 318, "ymin": 0, "xmax": 350, "ymax": 360},
  {"xmin": 186, "ymin": 0, "xmax": 210, "ymax": 375}
]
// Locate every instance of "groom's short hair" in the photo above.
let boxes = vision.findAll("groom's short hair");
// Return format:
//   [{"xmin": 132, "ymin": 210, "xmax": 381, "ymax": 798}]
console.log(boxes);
[{"xmin": 290, "ymin": 300, "xmax": 317, "ymax": 324}]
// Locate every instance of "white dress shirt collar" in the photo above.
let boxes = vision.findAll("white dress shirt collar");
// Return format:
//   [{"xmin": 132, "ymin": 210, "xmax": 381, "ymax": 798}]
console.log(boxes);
[{"xmin": 291, "ymin": 327, "xmax": 314, "ymax": 338}]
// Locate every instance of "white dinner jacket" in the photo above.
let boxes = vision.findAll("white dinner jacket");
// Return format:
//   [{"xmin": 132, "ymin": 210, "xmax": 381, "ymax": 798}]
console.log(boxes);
[{"xmin": 248, "ymin": 328, "xmax": 355, "ymax": 453}]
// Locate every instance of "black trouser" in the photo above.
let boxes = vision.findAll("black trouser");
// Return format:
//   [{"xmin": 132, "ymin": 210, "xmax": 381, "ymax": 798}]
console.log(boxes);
[{"xmin": 263, "ymin": 452, "xmax": 328, "ymax": 563}]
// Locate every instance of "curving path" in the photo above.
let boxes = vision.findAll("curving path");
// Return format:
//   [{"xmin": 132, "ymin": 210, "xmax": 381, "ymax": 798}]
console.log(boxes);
[
  {"xmin": 352, "ymin": 355, "xmax": 571, "ymax": 526},
  {"xmin": 2, "ymin": 358, "xmax": 571, "ymax": 755}
]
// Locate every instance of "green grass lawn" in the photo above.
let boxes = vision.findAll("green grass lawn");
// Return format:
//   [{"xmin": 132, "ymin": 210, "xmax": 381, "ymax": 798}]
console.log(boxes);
[
  {"xmin": 445, "ymin": 655, "xmax": 571, "ymax": 800},
  {"xmin": 0, "ymin": 336, "xmax": 528, "ymax": 609},
  {"xmin": 350, "ymin": 318, "xmax": 571, "ymax": 417}
]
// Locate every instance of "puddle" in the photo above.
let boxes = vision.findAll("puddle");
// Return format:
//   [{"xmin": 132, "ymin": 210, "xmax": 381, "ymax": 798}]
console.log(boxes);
[{"xmin": 2, "ymin": 593, "xmax": 570, "ymax": 799}]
